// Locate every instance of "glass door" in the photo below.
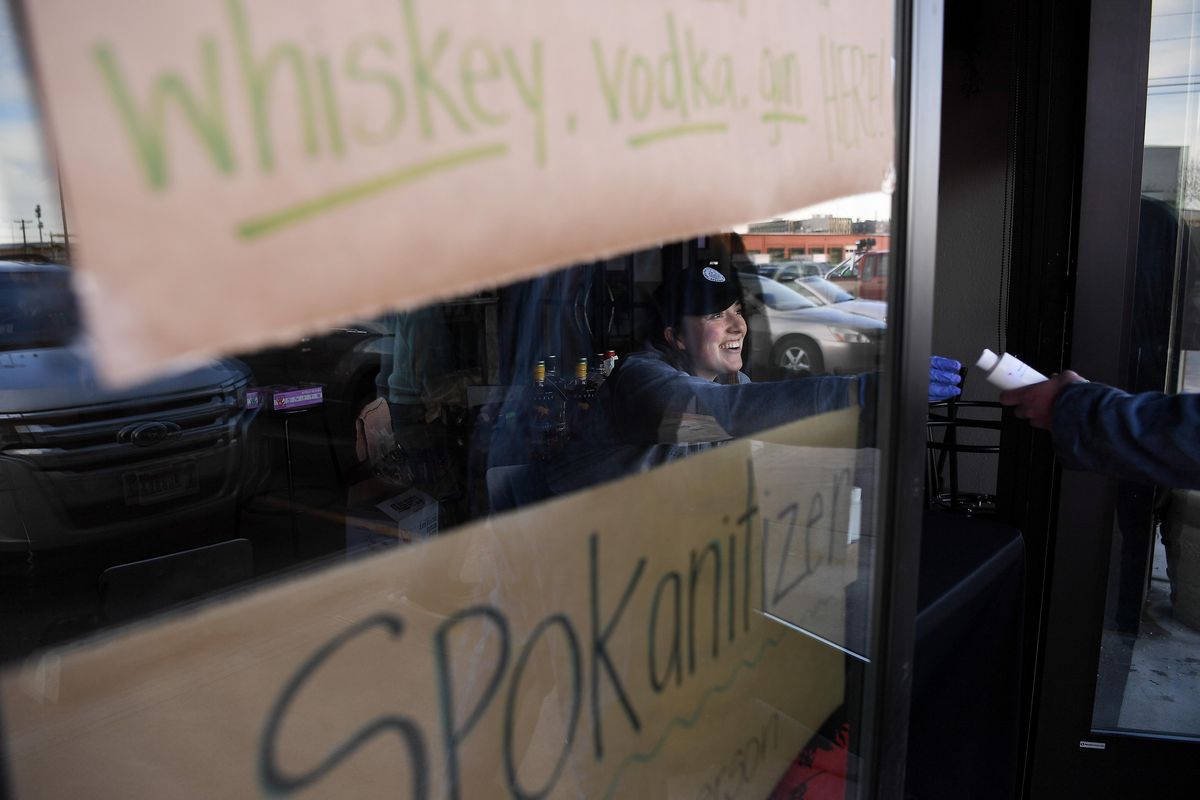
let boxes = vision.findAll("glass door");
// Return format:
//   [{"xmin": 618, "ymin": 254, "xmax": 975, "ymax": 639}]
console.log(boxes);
[
  {"xmin": 1029, "ymin": 1, "xmax": 1200, "ymax": 795},
  {"xmin": 1090, "ymin": 0, "xmax": 1200, "ymax": 744}
]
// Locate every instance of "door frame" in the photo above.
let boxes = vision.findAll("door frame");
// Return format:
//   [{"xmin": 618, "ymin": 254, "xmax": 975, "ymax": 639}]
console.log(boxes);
[
  {"xmin": 859, "ymin": 0, "xmax": 945, "ymax": 796},
  {"xmin": 1026, "ymin": 1, "xmax": 1200, "ymax": 795}
]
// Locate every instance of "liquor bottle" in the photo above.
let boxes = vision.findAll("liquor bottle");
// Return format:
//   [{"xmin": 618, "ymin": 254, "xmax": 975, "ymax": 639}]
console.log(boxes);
[
  {"xmin": 566, "ymin": 358, "xmax": 596, "ymax": 438},
  {"xmin": 531, "ymin": 361, "xmax": 556, "ymax": 461},
  {"xmin": 590, "ymin": 354, "xmax": 607, "ymax": 387},
  {"xmin": 602, "ymin": 350, "xmax": 619, "ymax": 376}
]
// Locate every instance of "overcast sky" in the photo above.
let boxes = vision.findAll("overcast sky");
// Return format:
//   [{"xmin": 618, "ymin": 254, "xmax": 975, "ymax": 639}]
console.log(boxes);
[{"xmin": 0, "ymin": 2, "xmax": 64, "ymax": 246}]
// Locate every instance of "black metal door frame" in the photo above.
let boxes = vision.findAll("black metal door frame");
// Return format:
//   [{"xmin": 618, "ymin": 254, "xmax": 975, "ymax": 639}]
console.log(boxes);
[
  {"xmin": 1024, "ymin": 1, "xmax": 1200, "ymax": 796},
  {"xmin": 859, "ymin": 0, "xmax": 945, "ymax": 796}
]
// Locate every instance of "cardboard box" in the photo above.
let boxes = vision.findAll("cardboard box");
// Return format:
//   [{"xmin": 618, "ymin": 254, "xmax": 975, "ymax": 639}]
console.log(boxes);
[{"xmin": 345, "ymin": 478, "xmax": 438, "ymax": 555}]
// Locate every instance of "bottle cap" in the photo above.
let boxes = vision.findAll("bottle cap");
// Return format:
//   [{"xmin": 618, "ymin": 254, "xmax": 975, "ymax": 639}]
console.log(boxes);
[{"xmin": 976, "ymin": 348, "xmax": 999, "ymax": 372}]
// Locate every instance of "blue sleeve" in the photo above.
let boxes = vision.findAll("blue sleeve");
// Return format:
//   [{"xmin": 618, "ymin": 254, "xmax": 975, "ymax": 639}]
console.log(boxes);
[
  {"xmin": 607, "ymin": 354, "xmax": 858, "ymax": 444},
  {"xmin": 1052, "ymin": 382, "xmax": 1200, "ymax": 488}
]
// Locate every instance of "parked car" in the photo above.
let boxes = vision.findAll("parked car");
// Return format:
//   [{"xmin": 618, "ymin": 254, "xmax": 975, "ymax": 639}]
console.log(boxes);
[
  {"xmin": 0, "ymin": 261, "xmax": 252, "ymax": 553},
  {"xmin": 757, "ymin": 260, "xmax": 824, "ymax": 281},
  {"xmin": 824, "ymin": 250, "xmax": 889, "ymax": 300},
  {"xmin": 737, "ymin": 273, "xmax": 885, "ymax": 377},
  {"xmin": 773, "ymin": 261, "xmax": 827, "ymax": 283},
  {"xmin": 783, "ymin": 276, "xmax": 888, "ymax": 322}
]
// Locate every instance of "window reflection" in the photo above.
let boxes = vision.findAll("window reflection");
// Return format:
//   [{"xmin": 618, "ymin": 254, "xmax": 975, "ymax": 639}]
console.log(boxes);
[
  {"xmin": 1090, "ymin": 0, "xmax": 1200, "ymax": 740},
  {"xmin": 0, "ymin": 225, "xmax": 886, "ymax": 662}
]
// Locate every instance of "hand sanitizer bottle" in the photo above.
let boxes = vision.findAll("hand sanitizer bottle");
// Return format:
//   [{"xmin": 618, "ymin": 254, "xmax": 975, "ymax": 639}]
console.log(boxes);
[{"xmin": 975, "ymin": 348, "xmax": 1048, "ymax": 390}]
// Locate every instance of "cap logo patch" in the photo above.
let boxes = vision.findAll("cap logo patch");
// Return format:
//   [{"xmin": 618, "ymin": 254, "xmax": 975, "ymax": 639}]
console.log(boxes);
[{"xmin": 701, "ymin": 267, "xmax": 726, "ymax": 283}]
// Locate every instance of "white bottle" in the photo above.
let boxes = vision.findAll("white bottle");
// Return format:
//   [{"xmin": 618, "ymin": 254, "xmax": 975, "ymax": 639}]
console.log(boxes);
[{"xmin": 975, "ymin": 348, "xmax": 1048, "ymax": 390}]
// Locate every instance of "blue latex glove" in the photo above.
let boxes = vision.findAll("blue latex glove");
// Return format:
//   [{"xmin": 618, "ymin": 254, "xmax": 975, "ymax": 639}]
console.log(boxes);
[{"xmin": 929, "ymin": 356, "xmax": 963, "ymax": 402}]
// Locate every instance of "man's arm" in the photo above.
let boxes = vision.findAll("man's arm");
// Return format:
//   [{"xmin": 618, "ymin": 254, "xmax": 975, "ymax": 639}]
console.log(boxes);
[{"xmin": 1001, "ymin": 375, "xmax": 1200, "ymax": 488}]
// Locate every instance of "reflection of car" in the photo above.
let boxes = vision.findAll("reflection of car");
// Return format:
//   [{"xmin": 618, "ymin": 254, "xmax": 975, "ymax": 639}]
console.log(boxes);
[
  {"xmin": 824, "ymin": 250, "xmax": 889, "ymax": 300},
  {"xmin": 782, "ymin": 276, "xmax": 888, "ymax": 322},
  {"xmin": 738, "ymin": 273, "xmax": 884, "ymax": 377},
  {"xmin": 772, "ymin": 261, "xmax": 827, "ymax": 283},
  {"xmin": 0, "ymin": 262, "xmax": 252, "ymax": 552},
  {"xmin": 757, "ymin": 260, "xmax": 824, "ymax": 281}
]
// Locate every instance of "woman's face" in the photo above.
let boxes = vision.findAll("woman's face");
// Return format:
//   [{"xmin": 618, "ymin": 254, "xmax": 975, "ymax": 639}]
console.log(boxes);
[{"xmin": 669, "ymin": 301, "xmax": 747, "ymax": 381}]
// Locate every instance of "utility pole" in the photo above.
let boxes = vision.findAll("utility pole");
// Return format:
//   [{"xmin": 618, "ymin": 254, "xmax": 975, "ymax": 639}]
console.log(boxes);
[
  {"xmin": 35, "ymin": 205, "xmax": 43, "ymax": 246},
  {"xmin": 13, "ymin": 219, "xmax": 31, "ymax": 254},
  {"xmin": 56, "ymin": 156, "xmax": 71, "ymax": 265}
]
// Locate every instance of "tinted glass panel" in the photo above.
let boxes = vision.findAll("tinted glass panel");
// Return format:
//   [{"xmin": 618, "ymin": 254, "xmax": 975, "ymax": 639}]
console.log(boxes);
[
  {"xmin": 1090, "ymin": 0, "xmax": 1200, "ymax": 741},
  {"xmin": 0, "ymin": 2, "xmax": 900, "ymax": 797}
]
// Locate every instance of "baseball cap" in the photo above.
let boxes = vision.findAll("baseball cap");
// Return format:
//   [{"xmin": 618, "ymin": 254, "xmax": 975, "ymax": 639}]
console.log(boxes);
[{"xmin": 655, "ymin": 264, "xmax": 743, "ymax": 321}]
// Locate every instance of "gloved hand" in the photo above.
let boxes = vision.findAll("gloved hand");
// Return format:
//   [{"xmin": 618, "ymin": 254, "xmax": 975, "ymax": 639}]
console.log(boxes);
[{"xmin": 929, "ymin": 356, "xmax": 963, "ymax": 402}]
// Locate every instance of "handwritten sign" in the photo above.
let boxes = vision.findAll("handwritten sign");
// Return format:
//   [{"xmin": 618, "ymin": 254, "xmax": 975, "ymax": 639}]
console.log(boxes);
[
  {"xmin": 1, "ymin": 409, "xmax": 863, "ymax": 798},
  {"xmin": 18, "ymin": 0, "xmax": 894, "ymax": 383}
]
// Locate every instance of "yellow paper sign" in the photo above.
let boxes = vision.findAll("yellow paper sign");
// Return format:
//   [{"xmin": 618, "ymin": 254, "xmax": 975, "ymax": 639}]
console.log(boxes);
[
  {"xmin": 1, "ymin": 411, "xmax": 864, "ymax": 798},
  {"xmin": 18, "ymin": 0, "xmax": 894, "ymax": 383}
]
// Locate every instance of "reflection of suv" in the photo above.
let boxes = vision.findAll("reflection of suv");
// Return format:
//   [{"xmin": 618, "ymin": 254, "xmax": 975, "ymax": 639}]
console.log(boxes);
[
  {"xmin": 757, "ymin": 260, "xmax": 824, "ymax": 281},
  {"xmin": 824, "ymin": 250, "xmax": 889, "ymax": 300},
  {"xmin": 0, "ymin": 262, "xmax": 252, "ymax": 552},
  {"xmin": 771, "ymin": 261, "xmax": 826, "ymax": 283}
]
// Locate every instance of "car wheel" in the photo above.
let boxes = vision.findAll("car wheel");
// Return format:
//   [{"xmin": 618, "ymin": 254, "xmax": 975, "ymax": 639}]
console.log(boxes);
[{"xmin": 773, "ymin": 336, "xmax": 824, "ymax": 377}]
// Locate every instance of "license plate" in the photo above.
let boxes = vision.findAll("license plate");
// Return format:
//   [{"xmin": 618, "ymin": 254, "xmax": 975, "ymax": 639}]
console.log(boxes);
[{"xmin": 122, "ymin": 462, "xmax": 199, "ymax": 506}]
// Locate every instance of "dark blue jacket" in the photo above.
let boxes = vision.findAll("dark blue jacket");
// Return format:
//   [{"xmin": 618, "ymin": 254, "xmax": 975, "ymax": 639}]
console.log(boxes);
[
  {"xmin": 546, "ymin": 349, "xmax": 859, "ymax": 494},
  {"xmin": 1053, "ymin": 382, "xmax": 1200, "ymax": 489}
]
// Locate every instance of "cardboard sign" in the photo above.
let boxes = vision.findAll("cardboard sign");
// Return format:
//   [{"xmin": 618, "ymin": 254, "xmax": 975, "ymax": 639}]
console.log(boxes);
[
  {"xmin": 18, "ymin": 0, "xmax": 894, "ymax": 383},
  {"xmin": 1, "ymin": 409, "xmax": 864, "ymax": 798}
]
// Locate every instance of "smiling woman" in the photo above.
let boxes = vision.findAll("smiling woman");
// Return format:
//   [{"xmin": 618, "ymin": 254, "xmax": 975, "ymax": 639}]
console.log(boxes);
[
  {"xmin": 542, "ymin": 235, "xmax": 869, "ymax": 497},
  {"xmin": 658, "ymin": 260, "xmax": 748, "ymax": 381}
]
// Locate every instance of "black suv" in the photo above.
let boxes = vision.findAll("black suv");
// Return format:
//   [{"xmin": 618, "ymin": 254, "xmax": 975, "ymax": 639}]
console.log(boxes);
[{"xmin": 0, "ymin": 261, "xmax": 252, "ymax": 553}]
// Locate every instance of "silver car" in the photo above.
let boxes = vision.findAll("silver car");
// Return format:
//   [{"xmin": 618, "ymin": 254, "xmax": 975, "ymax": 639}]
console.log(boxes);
[
  {"xmin": 781, "ymin": 276, "xmax": 888, "ymax": 322},
  {"xmin": 738, "ymin": 273, "xmax": 884, "ymax": 377}
]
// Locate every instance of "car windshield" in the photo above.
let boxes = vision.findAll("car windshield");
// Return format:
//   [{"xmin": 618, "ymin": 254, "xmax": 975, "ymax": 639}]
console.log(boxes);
[
  {"xmin": 797, "ymin": 276, "xmax": 856, "ymax": 303},
  {"xmin": 745, "ymin": 276, "xmax": 818, "ymax": 311},
  {"xmin": 763, "ymin": 288, "xmax": 816, "ymax": 310},
  {"xmin": 0, "ymin": 267, "xmax": 81, "ymax": 350},
  {"xmin": 826, "ymin": 262, "xmax": 853, "ymax": 278}
]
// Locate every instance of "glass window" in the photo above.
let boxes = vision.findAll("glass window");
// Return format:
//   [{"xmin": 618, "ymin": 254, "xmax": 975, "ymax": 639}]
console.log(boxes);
[
  {"xmin": 1089, "ymin": 0, "xmax": 1200, "ymax": 740},
  {"xmin": 0, "ymin": 2, "xmax": 903, "ymax": 798},
  {"xmin": 0, "ymin": 265, "xmax": 80, "ymax": 349}
]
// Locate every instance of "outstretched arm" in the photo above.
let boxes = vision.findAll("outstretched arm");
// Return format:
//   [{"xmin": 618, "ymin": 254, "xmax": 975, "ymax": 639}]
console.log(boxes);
[{"xmin": 1002, "ymin": 375, "xmax": 1200, "ymax": 488}]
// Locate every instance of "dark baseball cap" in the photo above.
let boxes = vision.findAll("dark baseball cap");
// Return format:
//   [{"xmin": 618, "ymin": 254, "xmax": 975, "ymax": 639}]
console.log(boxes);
[{"xmin": 655, "ymin": 264, "xmax": 743, "ymax": 321}]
